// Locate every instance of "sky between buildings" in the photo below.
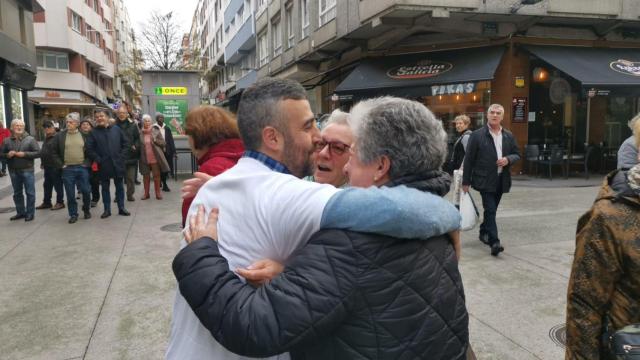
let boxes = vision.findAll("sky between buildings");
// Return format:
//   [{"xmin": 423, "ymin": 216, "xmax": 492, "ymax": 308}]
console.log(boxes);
[{"xmin": 126, "ymin": 0, "xmax": 199, "ymax": 38}]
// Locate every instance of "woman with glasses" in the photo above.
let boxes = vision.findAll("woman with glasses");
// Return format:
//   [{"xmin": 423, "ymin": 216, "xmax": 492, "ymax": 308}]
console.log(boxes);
[
  {"xmin": 312, "ymin": 109, "xmax": 353, "ymax": 187},
  {"xmin": 176, "ymin": 97, "xmax": 468, "ymax": 359}
]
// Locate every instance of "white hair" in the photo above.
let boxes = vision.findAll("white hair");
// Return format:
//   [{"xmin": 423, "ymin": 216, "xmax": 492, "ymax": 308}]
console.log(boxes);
[
  {"xmin": 66, "ymin": 112, "xmax": 80, "ymax": 123},
  {"xmin": 142, "ymin": 114, "xmax": 153, "ymax": 122},
  {"xmin": 348, "ymin": 96, "xmax": 448, "ymax": 178},
  {"xmin": 487, "ymin": 104, "xmax": 504, "ymax": 114},
  {"xmin": 10, "ymin": 118, "xmax": 25, "ymax": 127},
  {"xmin": 629, "ymin": 112, "xmax": 640, "ymax": 131},
  {"xmin": 324, "ymin": 109, "xmax": 349, "ymax": 127}
]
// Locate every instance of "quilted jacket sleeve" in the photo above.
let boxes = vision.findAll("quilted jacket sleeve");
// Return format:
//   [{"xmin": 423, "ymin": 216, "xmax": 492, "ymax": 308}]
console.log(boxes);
[{"xmin": 172, "ymin": 230, "xmax": 357, "ymax": 357}]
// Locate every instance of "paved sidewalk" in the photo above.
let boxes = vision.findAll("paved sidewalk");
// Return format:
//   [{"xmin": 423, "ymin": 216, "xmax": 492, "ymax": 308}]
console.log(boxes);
[{"xmin": 0, "ymin": 172, "xmax": 601, "ymax": 359}]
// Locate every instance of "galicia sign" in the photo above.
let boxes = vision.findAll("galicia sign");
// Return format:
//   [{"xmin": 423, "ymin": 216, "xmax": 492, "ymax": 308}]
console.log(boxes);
[
  {"xmin": 610, "ymin": 59, "xmax": 640, "ymax": 76},
  {"xmin": 387, "ymin": 61, "xmax": 453, "ymax": 79}
]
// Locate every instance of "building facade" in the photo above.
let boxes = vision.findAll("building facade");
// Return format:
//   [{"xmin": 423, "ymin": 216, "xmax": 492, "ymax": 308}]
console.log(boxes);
[
  {"xmin": 249, "ymin": 0, "xmax": 640, "ymax": 174},
  {"xmin": 30, "ymin": 0, "xmax": 117, "ymax": 138},
  {"xmin": 112, "ymin": 0, "xmax": 140, "ymax": 110},
  {"xmin": 0, "ymin": 0, "xmax": 42, "ymax": 132}
]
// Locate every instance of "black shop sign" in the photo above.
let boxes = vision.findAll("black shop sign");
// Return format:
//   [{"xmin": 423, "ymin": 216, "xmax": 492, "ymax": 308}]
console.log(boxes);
[{"xmin": 512, "ymin": 97, "xmax": 527, "ymax": 123}]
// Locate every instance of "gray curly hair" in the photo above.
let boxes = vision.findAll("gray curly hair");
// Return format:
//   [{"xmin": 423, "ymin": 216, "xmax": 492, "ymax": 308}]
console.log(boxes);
[{"xmin": 348, "ymin": 97, "xmax": 447, "ymax": 178}]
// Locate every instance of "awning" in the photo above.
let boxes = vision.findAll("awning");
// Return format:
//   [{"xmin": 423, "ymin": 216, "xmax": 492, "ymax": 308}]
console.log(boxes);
[
  {"xmin": 525, "ymin": 45, "xmax": 640, "ymax": 87},
  {"xmin": 29, "ymin": 97, "xmax": 97, "ymax": 107},
  {"xmin": 334, "ymin": 47, "xmax": 505, "ymax": 98}
]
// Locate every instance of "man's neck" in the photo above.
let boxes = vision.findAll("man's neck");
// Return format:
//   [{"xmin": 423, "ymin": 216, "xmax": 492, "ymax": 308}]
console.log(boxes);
[
  {"xmin": 488, "ymin": 124, "xmax": 502, "ymax": 134},
  {"xmin": 68, "ymin": 129, "xmax": 79, "ymax": 134}
]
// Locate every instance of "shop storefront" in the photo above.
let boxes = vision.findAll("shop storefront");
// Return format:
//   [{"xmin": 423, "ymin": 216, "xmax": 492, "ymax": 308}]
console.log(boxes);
[
  {"xmin": 523, "ymin": 45, "xmax": 640, "ymax": 171},
  {"xmin": 29, "ymin": 90, "xmax": 103, "ymax": 140},
  {"xmin": 0, "ymin": 61, "xmax": 37, "ymax": 131}
]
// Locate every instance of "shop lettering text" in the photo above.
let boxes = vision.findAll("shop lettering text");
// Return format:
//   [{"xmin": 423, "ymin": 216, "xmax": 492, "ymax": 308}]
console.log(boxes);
[
  {"xmin": 430, "ymin": 82, "xmax": 476, "ymax": 96},
  {"xmin": 610, "ymin": 59, "xmax": 640, "ymax": 76},
  {"xmin": 387, "ymin": 61, "xmax": 453, "ymax": 79},
  {"xmin": 154, "ymin": 87, "xmax": 188, "ymax": 95}
]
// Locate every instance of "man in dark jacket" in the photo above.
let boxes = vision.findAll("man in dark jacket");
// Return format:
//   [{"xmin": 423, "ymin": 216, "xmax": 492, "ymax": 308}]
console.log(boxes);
[
  {"xmin": 115, "ymin": 106, "xmax": 140, "ymax": 201},
  {"xmin": 51, "ymin": 112, "xmax": 92, "ymax": 223},
  {"xmin": 36, "ymin": 120, "xmax": 65, "ymax": 211},
  {"xmin": 155, "ymin": 113, "xmax": 176, "ymax": 191},
  {"xmin": 86, "ymin": 109, "xmax": 131, "ymax": 218},
  {"xmin": 463, "ymin": 104, "xmax": 520, "ymax": 256},
  {"xmin": 0, "ymin": 119, "xmax": 40, "ymax": 221}
]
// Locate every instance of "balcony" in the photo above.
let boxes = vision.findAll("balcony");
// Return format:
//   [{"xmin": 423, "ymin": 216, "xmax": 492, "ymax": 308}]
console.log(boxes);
[
  {"xmin": 236, "ymin": 70, "xmax": 257, "ymax": 90},
  {"xmin": 224, "ymin": 17, "xmax": 255, "ymax": 64},
  {"xmin": 358, "ymin": 0, "xmax": 481, "ymax": 22}
]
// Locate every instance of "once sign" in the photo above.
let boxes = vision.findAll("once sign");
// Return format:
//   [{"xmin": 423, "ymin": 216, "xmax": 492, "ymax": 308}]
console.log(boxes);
[
  {"xmin": 154, "ymin": 87, "xmax": 188, "ymax": 96},
  {"xmin": 610, "ymin": 59, "xmax": 640, "ymax": 77},
  {"xmin": 387, "ymin": 61, "xmax": 453, "ymax": 79}
]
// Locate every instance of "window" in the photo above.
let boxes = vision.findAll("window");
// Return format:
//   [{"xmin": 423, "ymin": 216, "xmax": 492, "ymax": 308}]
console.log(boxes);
[
  {"xmin": 71, "ymin": 11, "xmax": 82, "ymax": 33},
  {"xmin": 258, "ymin": 32, "xmax": 268, "ymax": 67},
  {"xmin": 238, "ymin": 5, "xmax": 244, "ymax": 23},
  {"xmin": 93, "ymin": 0, "xmax": 100, "ymax": 12},
  {"xmin": 10, "ymin": 88, "xmax": 24, "ymax": 122},
  {"xmin": 301, "ymin": 0, "xmax": 309, "ymax": 38},
  {"xmin": 272, "ymin": 16, "xmax": 282, "ymax": 57},
  {"xmin": 285, "ymin": 3, "xmax": 294, "ymax": 49},
  {"xmin": 319, "ymin": 0, "xmax": 336, "ymax": 26},
  {"xmin": 86, "ymin": 25, "xmax": 93, "ymax": 42},
  {"xmin": 95, "ymin": 32, "xmax": 102, "ymax": 47},
  {"xmin": 37, "ymin": 51, "xmax": 70, "ymax": 71},
  {"xmin": 243, "ymin": 0, "xmax": 251, "ymax": 22},
  {"xmin": 257, "ymin": 0, "xmax": 267, "ymax": 14}
]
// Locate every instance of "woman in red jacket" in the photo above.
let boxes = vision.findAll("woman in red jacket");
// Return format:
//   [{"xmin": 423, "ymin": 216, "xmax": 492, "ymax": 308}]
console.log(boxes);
[{"xmin": 181, "ymin": 106, "xmax": 244, "ymax": 227}]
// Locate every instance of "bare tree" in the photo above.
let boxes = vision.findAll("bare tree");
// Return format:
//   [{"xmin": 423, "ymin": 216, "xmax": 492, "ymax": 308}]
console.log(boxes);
[{"xmin": 139, "ymin": 11, "xmax": 183, "ymax": 70}]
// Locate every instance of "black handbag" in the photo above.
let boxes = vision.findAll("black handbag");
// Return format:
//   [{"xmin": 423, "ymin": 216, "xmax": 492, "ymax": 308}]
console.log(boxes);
[{"xmin": 607, "ymin": 323, "xmax": 640, "ymax": 359}]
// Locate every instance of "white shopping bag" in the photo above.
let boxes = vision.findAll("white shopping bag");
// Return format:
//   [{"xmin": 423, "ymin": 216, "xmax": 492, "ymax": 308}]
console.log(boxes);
[
  {"xmin": 459, "ymin": 191, "xmax": 479, "ymax": 231},
  {"xmin": 452, "ymin": 169, "xmax": 463, "ymax": 206}
]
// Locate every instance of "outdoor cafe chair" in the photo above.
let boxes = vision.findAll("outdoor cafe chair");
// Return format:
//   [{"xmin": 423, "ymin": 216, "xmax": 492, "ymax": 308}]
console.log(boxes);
[{"xmin": 538, "ymin": 147, "xmax": 566, "ymax": 180}]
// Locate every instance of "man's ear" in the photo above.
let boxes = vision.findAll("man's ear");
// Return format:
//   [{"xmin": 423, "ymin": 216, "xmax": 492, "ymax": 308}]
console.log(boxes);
[
  {"xmin": 376, "ymin": 155, "xmax": 391, "ymax": 181},
  {"xmin": 262, "ymin": 126, "xmax": 283, "ymax": 152}
]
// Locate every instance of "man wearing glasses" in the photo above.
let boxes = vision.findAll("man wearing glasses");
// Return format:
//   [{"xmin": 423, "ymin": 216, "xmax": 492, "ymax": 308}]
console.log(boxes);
[{"xmin": 312, "ymin": 109, "xmax": 353, "ymax": 187}]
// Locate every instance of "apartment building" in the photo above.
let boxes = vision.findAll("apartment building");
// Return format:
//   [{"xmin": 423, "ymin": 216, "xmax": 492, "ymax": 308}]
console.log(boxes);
[
  {"xmin": 252, "ymin": 0, "xmax": 640, "ymax": 174},
  {"xmin": 29, "ymin": 0, "xmax": 116, "ymax": 136},
  {"xmin": 112, "ymin": 0, "xmax": 140, "ymax": 109},
  {"xmin": 0, "ymin": 0, "xmax": 43, "ymax": 131}
]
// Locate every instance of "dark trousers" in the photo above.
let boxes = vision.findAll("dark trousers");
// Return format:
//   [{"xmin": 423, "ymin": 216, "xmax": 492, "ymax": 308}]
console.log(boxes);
[
  {"xmin": 43, "ymin": 166, "xmax": 64, "ymax": 205},
  {"xmin": 1, "ymin": 159, "xmax": 6, "ymax": 173},
  {"xmin": 101, "ymin": 176, "xmax": 125, "ymax": 213},
  {"xmin": 90, "ymin": 170, "xmax": 100, "ymax": 202},
  {"xmin": 161, "ymin": 151, "xmax": 174, "ymax": 183},
  {"xmin": 9, "ymin": 169, "xmax": 35, "ymax": 217},
  {"xmin": 125, "ymin": 164, "xmax": 137, "ymax": 198},
  {"xmin": 479, "ymin": 173, "xmax": 504, "ymax": 246},
  {"xmin": 62, "ymin": 165, "xmax": 90, "ymax": 217}
]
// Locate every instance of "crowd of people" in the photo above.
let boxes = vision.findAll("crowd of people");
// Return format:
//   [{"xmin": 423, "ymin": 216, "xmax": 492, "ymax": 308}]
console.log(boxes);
[
  {"xmin": 0, "ymin": 105, "xmax": 177, "ymax": 223},
  {"xmin": 1, "ymin": 76, "xmax": 638, "ymax": 359}
]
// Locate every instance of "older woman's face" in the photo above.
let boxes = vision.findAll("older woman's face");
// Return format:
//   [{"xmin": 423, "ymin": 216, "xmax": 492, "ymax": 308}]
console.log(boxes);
[
  {"xmin": 313, "ymin": 123, "xmax": 353, "ymax": 187},
  {"xmin": 143, "ymin": 118, "xmax": 152, "ymax": 129},
  {"xmin": 343, "ymin": 145, "xmax": 381, "ymax": 188},
  {"xmin": 454, "ymin": 119, "xmax": 469, "ymax": 133}
]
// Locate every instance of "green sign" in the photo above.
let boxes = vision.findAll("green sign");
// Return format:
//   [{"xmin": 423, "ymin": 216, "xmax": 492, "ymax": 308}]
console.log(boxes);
[
  {"xmin": 154, "ymin": 87, "xmax": 188, "ymax": 96},
  {"xmin": 156, "ymin": 99, "xmax": 187, "ymax": 135}
]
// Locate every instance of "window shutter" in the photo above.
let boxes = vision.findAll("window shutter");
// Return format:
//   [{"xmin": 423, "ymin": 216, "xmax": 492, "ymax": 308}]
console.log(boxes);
[{"xmin": 67, "ymin": 8, "xmax": 72, "ymax": 27}]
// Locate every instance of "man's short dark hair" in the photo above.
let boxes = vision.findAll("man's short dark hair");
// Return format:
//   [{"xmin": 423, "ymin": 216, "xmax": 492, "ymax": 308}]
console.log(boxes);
[
  {"xmin": 43, "ymin": 120, "xmax": 54, "ymax": 128},
  {"xmin": 95, "ymin": 108, "xmax": 112, "ymax": 117},
  {"xmin": 237, "ymin": 78, "xmax": 307, "ymax": 150}
]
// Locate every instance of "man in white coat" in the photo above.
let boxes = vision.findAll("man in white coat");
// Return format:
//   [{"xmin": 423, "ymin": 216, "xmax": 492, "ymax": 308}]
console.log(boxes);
[{"xmin": 166, "ymin": 78, "xmax": 460, "ymax": 359}]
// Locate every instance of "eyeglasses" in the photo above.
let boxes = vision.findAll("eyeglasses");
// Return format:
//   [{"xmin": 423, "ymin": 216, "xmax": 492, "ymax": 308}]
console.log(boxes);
[{"xmin": 315, "ymin": 140, "xmax": 350, "ymax": 156}]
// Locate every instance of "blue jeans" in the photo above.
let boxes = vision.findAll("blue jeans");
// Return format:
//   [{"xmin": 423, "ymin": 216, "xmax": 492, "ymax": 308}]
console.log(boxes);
[
  {"xmin": 43, "ymin": 166, "xmax": 65, "ymax": 205},
  {"xmin": 9, "ymin": 170, "xmax": 36, "ymax": 217},
  {"xmin": 62, "ymin": 166, "xmax": 91, "ymax": 217},
  {"xmin": 101, "ymin": 176, "xmax": 125, "ymax": 213}
]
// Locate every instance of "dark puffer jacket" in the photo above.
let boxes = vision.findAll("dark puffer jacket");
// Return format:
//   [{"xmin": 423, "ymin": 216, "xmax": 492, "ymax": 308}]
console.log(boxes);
[{"xmin": 173, "ymin": 172, "xmax": 468, "ymax": 360}]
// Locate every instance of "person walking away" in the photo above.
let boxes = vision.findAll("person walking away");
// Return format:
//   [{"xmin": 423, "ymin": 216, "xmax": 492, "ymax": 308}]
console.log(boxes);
[
  {"xmin": 140, "ymin": 114, "xmax": 169, "ymax": 200},
  {"xmin": 115, "ymin": 106, "xmax": 140, "ymax": 201},
  {"xmin": 51, "ymin": 113, "xmax": 92, "ymax": 223},
  {"xmin": 0, "ymin": 119, "xmax": 40, "ymax": 221},
  {"xmin": 181, "ymin": 106, "xmax": 244, "ymax": 227},
  {"xmin": 462, "ymin": 104, "xmax": 520, "ymax": 256},
  {"xmin": 36, "ymin": 120, "xmax": 65, "ymax": 211},
  {"xmin": 617, "ymin": 113, "xmax": 640, "ymax": 170},
  {"xmin": 0, "ymin": 121, "xmax": 11, "ymax": 177},
  {"xmin": 155, "ymin": 113, "xmax": 176, "ymax": 192},
  {"xmin": 445, "ymin": 114, "xmax": 473, "ymax": 175},
  {"xmin": 85, "ymin": 109, "xmax": 130, "ymax": 218},
  {"xmin": 80, "ymin": 117, "xmax": 100, "ymax": 207}
]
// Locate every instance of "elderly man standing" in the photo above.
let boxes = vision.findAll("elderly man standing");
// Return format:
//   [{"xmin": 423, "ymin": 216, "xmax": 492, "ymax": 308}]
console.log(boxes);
[
  {"xmin": 463, "ymin": 104, "xmax": 520, "ymax": 256},
  {"xmin": 86, "ymin": 109, "xmax": 130, "ymax": 218},
  {"xmin": 36, "ymin": 120, "xmax": 65, "ymax": 211},
  {"xmin": 51, "ymin": 113, "xmax": 92, "ymax": 223},
  {"xmin": 154, "ymin": 112, "xmax": 176, "ymax": 191},
  {"xmin": 0, "ymin": 119, "xmax": 40, "ymax": 221},
  {"xmin": 115, "ymin": 105, "xmax": 140, "ymax": 201}
]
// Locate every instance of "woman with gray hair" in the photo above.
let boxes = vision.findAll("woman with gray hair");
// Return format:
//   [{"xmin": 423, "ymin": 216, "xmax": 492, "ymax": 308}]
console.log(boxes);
[
  {"xmin": 139, "ymin": 114, "xmax": 169, "ymax": 200},
  {"xmin": 175, "ymin": 96, "xmax": 469, "ymax": 359},
  {"xmin": 617, "ymin": 113, "xmax": 640, "ymax": 170}
]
